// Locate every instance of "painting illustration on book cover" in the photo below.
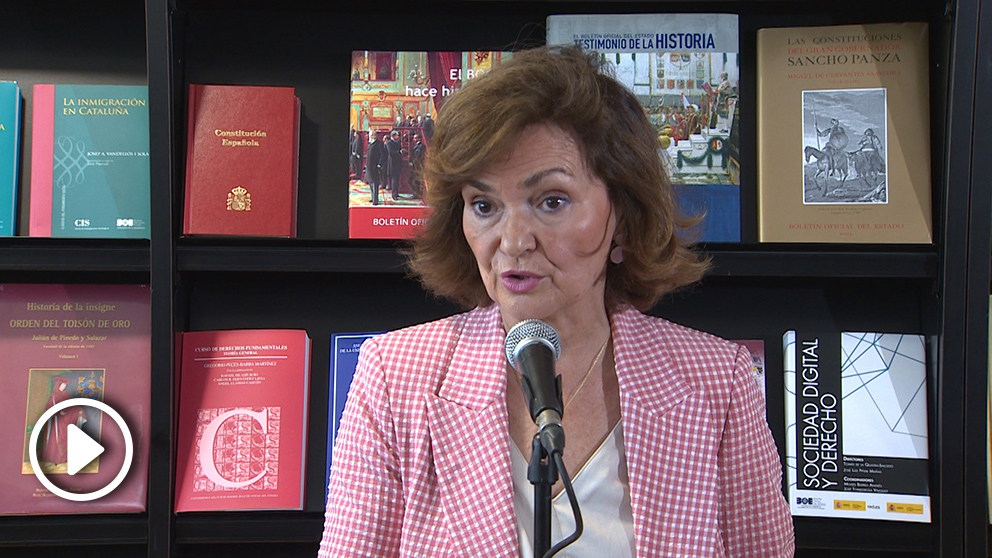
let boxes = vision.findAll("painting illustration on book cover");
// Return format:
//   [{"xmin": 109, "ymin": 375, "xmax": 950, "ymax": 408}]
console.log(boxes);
[
  {"xmin": 598, "ymin": 51, "xmax": 741, "ymax": 189},
  {"xmin": 545, "ymin": 13, "xmax": 742, "ymax": 242},
  {"xmin": 801, "ymin": 88, "xmax": 888, "ymax": 205},
  {"xmin": 347, "ymin": 51, "xmax": 511, "ymax": 239},
  {"xmin": 22, "ymin": 368, "xmax": 106, "ymax": 475}
]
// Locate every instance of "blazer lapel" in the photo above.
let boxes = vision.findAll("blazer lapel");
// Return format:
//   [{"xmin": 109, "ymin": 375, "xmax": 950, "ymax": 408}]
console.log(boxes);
[
  {"xmin": 613, "ymin": 308, "xmax": 719, "ymax": 555},
  {"xmin": 613, "ymin": 308, "xmax": 695, "ymax": 416},
  {"xmin": 426, "ymin": 306, "xmax": 519, "ymax": 557}
]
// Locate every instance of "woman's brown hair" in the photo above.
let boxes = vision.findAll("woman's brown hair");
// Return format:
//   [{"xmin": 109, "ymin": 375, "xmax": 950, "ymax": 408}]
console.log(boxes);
[{"xmin": 409, "ymin": 45, "xmax": 709, "ymax": 311}]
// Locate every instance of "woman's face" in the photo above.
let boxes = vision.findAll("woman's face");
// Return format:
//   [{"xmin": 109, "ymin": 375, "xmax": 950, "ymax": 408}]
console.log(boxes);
[{"xmin": 461, "ymin": 123, "xmax": 617, "ymax": 330}]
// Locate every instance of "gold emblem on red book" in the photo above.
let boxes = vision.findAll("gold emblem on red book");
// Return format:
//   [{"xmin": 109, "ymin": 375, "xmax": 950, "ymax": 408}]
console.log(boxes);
[{"xmin": 227, "ymin": 186, "xmax": 251, "ymax": 211}]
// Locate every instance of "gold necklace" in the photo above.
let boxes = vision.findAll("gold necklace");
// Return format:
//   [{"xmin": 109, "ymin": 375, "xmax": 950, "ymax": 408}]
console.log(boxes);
[
  {"xmin": 510, "ymin": 335, "xmax": 611, "ymax": 414},
  {"xmin": 563, "ymin": 335, "xmax": 610, "ymax": 412}
]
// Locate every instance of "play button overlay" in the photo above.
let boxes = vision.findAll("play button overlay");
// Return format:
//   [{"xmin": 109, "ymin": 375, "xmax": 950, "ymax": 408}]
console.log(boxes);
[
  {"xmin": 28, "ymin": 398, "xmax": 133, "ymax": 502},
  {"xmin": 67, "ymin": 423, "xmax": 105, "ymax": 475}
]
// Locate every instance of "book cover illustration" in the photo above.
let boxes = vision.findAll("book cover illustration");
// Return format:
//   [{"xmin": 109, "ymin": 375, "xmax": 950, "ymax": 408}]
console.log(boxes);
[
  {"xmin": 757, "ymin": 22, "xmax": 932, "ymax": 243},
  {"xmin": 23, "ymin": 369, "xmax": 107, "ymax": 476},
  {"xmin": 175, "ymin": 329, "xmax": 312, "ymax": 512},
  {"xmin": 784, "ymin": 330, "xmax": 930, "ymax": 522},
  {"xmin": 0, "ymin": 283, "xmax": 151, "ymax": 515},
  {"xmin": 0, "ymin": 81, "xmax": 21, "ymax": 236},
  {"xmin": 29, "ymin": 84, "xmax": 150, "ymax": 238},
  {"xmin": 183, "ymin": 84, "xmax": 300, "ymax": 237},
  {"xmin": 802, "ymin": 88, "xmax": 888, "ymax": 205},
  {"xmin": 546, "ymin": 13, "xmax": 741, "ymax": 243},
  {"xmin": 348, "ymin": 51, "xmax": 511, "ymax": 239},
  {"xmin": 325, "ymin": 331, "xmax": 380, "ymax": 490}
]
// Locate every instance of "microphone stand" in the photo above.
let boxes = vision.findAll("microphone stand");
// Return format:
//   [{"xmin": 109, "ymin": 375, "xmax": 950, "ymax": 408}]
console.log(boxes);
[{"xmin": 528, "ymin": 434, "xmax": 557, "ymax": 558}]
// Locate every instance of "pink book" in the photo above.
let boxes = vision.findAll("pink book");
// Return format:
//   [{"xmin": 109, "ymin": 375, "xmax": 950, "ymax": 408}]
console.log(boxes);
[
  {"xmin": 0, "ymin": 283, "xmax": 151, "ymax": 515},
  {"xmin": 175, "ymin": 329, "xmax": 312, "ymax": 512}
]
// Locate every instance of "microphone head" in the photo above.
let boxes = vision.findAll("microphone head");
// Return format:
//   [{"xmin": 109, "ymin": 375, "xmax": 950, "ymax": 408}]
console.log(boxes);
[{"xmin": 504, "ymin": 319, "xmax": 561, "ymax": 371}]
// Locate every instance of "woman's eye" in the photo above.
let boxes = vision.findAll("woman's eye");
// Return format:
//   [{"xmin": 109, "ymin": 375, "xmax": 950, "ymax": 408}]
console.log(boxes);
[
  {"xmin": 542, "ymin": 196, "xmax": 567, "ymax": 211},
  {"xmin": 471, "ymin": 200, "xmax": 494, "ymax": 215}
]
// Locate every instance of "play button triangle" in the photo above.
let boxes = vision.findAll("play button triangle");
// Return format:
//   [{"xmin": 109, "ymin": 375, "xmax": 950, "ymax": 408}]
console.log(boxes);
[{"xmin": 67, "ymin": 423, "xmax": 104, "ymax": 476}]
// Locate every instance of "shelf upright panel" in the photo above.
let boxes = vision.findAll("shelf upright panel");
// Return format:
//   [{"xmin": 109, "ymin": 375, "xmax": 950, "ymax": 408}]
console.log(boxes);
[
  {"xmin": 965, "ymin": 0, "xmax": 992, "ymax": 554},
  {"xmin": 938, "ymin": 0, "xmax": 981, "ymax": 555},
  {"xmin": 145, "ymin": 0, "xmax": 177, "ymax": 556}
]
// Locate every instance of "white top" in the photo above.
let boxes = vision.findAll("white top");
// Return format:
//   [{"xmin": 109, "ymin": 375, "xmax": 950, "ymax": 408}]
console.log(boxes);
[{"xmin": 511, "ymin": 423, "xmax": 636, "ymax": 558}]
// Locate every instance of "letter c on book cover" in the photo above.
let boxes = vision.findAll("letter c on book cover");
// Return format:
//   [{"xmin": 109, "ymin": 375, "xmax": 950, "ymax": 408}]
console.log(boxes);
[{"xmin": 198, "ymin": 408, "xmax": 267, "ymax": 489}]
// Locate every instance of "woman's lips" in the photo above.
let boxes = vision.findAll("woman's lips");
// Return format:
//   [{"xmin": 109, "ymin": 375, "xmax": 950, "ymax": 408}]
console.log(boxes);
[{"xmin": 500, "ymin": 271, "xmax": 542, "ymax": 293}]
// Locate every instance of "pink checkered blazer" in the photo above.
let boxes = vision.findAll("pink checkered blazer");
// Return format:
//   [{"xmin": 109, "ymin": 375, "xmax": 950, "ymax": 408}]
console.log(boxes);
[{"xmin": 319, "ymin": 304, "xmax": 795, "ymax": 557}]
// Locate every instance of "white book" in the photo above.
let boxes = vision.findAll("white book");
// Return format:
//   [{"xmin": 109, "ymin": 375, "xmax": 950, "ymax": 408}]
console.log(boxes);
[{"xmin": 784, "ymin": 330, "xmax": 931, "ymax": 522}]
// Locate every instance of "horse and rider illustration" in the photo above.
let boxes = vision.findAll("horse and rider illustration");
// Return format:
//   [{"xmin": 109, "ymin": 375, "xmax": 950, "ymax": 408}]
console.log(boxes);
[{"xmin": 803, "ymin": 116, "xmax": 886, "ymax": 200}]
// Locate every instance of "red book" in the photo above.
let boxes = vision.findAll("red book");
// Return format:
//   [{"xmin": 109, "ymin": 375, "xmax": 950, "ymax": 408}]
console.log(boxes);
[
  {"xmin": 175, "ymin": 329, "xmax": 312, "ymax": 512},
  {"xmin": 0, "ymin": 283, "xmax": 151, "ymax": 515},
  {"xmin": 183, "ymin": 84, "xmax": 300, "ymax": 237}
]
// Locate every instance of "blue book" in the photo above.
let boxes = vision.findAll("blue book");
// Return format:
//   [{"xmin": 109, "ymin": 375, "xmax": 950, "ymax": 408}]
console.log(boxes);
[
  {"xmin": 29, "ymin": 84, "xmax": 150, "ymax": 238},
  {"xmin": 0, "ymin": 82, "xmax": 22, "ymax": 236},
  {"xmin": 325, "ymin": 331, "xmax": 381, "ymax": 498}
]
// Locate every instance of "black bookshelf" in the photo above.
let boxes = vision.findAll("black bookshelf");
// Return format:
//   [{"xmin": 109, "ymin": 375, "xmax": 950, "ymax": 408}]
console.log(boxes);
[{"xmin": 0, "ymin": 0, "xmax": 989, "ymax": 556}]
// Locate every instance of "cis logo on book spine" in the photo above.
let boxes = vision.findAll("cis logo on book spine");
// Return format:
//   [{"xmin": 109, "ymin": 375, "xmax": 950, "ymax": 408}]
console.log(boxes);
[{"xmin": 29, "ymin": 398, "xmax": 134, "ymax": 502}]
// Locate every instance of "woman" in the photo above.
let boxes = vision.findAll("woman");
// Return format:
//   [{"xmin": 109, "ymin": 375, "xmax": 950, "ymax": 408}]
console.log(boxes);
[{"xmin": 320, "ymin": 45, "xmax": 794, "ymax": 557}]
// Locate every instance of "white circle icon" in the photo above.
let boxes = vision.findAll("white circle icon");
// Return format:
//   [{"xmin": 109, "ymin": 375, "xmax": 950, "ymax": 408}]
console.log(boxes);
[{"xmin": 28, "ymin": 397, "xmax": 134, "ymax": 502}]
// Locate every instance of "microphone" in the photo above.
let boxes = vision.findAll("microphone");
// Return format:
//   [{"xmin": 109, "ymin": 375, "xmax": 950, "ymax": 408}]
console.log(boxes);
[{"xmin": 504, "ymin": 319, "xmax": 565, "ymax": 454}]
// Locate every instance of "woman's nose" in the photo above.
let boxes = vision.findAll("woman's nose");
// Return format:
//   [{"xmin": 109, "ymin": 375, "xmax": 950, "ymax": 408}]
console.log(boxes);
[{"xmin": 499, "ymin": 206, "xmax": 537, "ymax": 256}]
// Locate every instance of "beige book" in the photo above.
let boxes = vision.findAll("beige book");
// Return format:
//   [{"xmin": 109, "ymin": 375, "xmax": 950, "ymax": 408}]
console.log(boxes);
[{"xmin": 757, "ymin": 22, "xmax": 932, "ymax": 243}]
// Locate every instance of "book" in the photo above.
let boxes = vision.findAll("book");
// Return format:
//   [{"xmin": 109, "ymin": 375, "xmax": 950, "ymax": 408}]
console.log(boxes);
[
  {"xmin": 0, "ymin": 81, "xmax": 22, "ymax": 236},
  {"xmin": 0, "ymin": 283, "xmax": 151, "ymax": 515},
  {"xmin": 546, "ymin": 13, "xmax": 742, "ymax": 243},
  {"xmin": 29, "ymin": 84, "xmax": 150, "ymax": 238},
  {"xmin": 175, "ymin": 329, "xmax": 312, "ymax": 512},
  {"xmin": 183, "ymin": 84, "xmax": 300, "ymax": 237},
  {"xmin": 756, "ymin": 22, "xmax": 932, "ymax": 243},
  {"xmin": 735, "ymin": 339, "xmax": 766, "ymax": 402},
  {"xmin": 784, "ymin": 330, "xmax": 930, "ymax": 522},
  {"xmin": 348, "ymin": 51, "xmax": 511, "ymax": 239},
  {"xmin": 325, "ymin": 331, "xmax": 380, "ymax": 490}
]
